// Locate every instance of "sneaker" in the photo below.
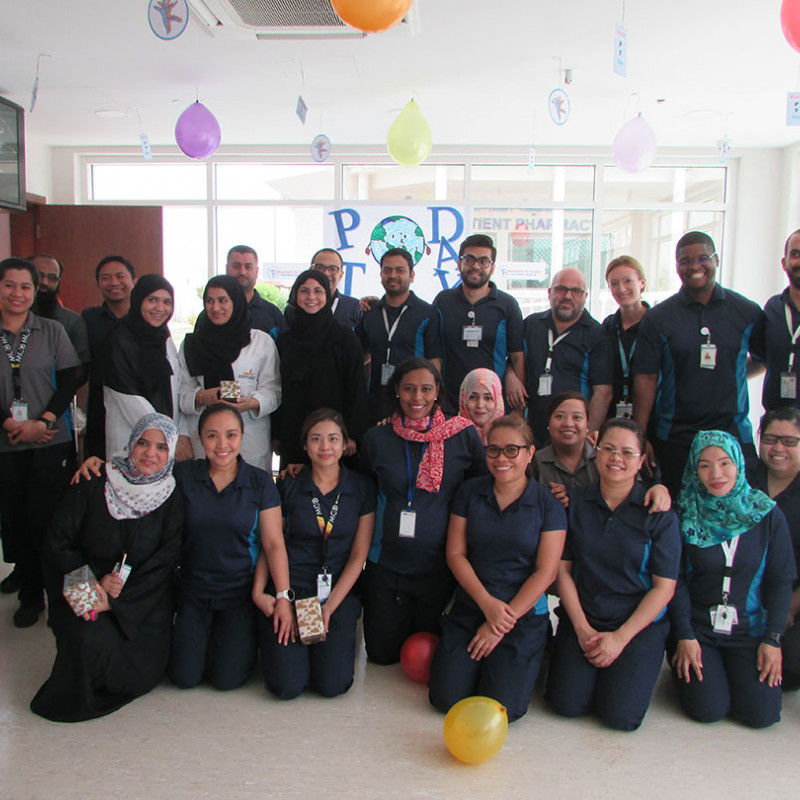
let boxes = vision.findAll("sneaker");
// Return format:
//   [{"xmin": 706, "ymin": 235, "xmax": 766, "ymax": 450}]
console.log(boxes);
[
  {"xmin": 13, "ymin": 603, "xmax": 43, "ymax": 629},
  {"xmin": 0, "ymin": 568, "xmax": 20, "ymax": 594}
]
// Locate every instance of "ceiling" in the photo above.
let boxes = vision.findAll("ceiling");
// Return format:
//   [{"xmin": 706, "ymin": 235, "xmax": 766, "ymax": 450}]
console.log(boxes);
[{"xmin": 2, "ymin": 0, "xmax": 800, "ymax": 160}]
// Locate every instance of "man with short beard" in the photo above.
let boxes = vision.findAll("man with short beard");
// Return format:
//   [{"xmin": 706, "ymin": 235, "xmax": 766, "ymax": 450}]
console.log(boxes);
[{"xmin": 521, "ymin": 267, "xmax": 614, "ymax": 446}]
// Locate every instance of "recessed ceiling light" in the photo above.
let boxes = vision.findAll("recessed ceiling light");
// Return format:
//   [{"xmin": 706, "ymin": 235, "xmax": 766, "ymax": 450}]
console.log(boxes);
[
  {"xmin": 94, "ymin": 109, "xmax": 128, "ymax": 119},
  {"xmin": 685, "ymin": 109, "xmax": 721, "ymax": 120}
]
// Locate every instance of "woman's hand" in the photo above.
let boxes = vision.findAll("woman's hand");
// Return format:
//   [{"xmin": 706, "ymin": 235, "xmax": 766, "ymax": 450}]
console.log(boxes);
[
  {"xmin": 273, "ymin": 597, "xmax": 296, "ymax": 645},
  {"xmin": 8, "ymin": 419, "xmax": 56, "ymax": 445},
  {"xmin": 480, "ymin": 596, "xmax": 517, "ymax": 635},
  {"xmin": 81, "ymin": 584, "xmax": 111, "ymax": 620},
  {"xmin": 343, "ymin": 439, "xmax": 357, "ymax": 457},
  {"xmin": 175, "ymin": 435, "xmax": 194, "ymax": 462},
  {"xmin": 468, "ymin": 622, "xmax": 503, "ymax": 661},
  {"xmin": 574, "ymin": 622, "xmax": 599, "ymax": 653},
  {"xmin": 643, "ymin": 484, "xmax": 672, "ymax": 513},
  {"xmin": 253, "ymin": 592, "xmax": 276, "ymax": 618},
  {"xmin": 197, "ymin": 387, "xmax": 221, "ymax": 408},
  {"xmin": 280, "ymin": 463, "xmax": 305, "ymax": 481},
  {"xmin": 225, "ymin": 397, "xmax": 260, "ymax": 415},
  {"xmin": 583, "ymin": 630, "xmax": 627, "ymax": 668},
  {"xmin": 549, "ymin": 482, "xmax": 570, "ymax": 508},
  {"xmin": 757, "ymin": 643, "xmax": 783, "ymax": 687},
  {"xmin": 71, "ymin": 456, "xmax": 104, "ymax": 484},
  {"xmin": 322, "ymin": 602, "xmax": 334, "ymax": 633},
  {"xmin": 671, "ymin": 638, "xmax": 703, "ymax": 683},
  {"xmin": 100, "ymin": 572, "xmax": 124, "ymax": 599}
]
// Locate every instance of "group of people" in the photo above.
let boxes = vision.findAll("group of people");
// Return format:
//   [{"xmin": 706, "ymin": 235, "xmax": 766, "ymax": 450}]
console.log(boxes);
[{"xmin": 1, "ymin": 226, "xmax": 799, "ymax": 731}]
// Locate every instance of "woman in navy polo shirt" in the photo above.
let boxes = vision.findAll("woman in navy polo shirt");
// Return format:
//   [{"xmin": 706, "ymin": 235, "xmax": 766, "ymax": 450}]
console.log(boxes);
[
  {"xmin": 545, "ymin": 417, "xmax": 680, "ymax": 731},
  {"xmin": 169, "ymin": 404, "xmax": 293, "ymax": 691},
  {"xmin": 255, "ymin": 408, "xmax": 375, "ymax": 698},
  {"xmin": 670, "ymin": 430, "xmax": 795, "ymax": 728},
  {"xmin": 428, "ymin": 415, "xmax": 566, "ymax": 722},
  {"xmin": 360, "ymin": 357, "xmax": 486, "ymax": 664}
]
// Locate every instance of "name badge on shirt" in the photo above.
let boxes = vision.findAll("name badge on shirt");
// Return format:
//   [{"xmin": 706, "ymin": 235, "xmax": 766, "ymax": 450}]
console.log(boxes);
[
  {"xmin": 317, "ymin": 572, "xmax": 331, "ymax": 603},
  {"xmin": 710, "ymin": 604, "xmax": 738, "ymax": 634},
  {"xmin": 615, "ymin": 401, "xmax": 633, "ymax": 419},
  {"xmin": 538, "ymin": 374, "xmax": 553, "ymax": 396},
  {"xmin": 399, "ymin": 510, "xmax": 416, "ymax": 538},
  {"xmin": 10, "ymin": 401, "xmax": 28, "ymax": 422},
  {"xmin": 781, "ymin": 372, "xmax": 797, "ymax": 399},
  {"xmin": 700, "ymin": 343, "xmax": 717, "ymax": 369},
  {"xmin": 380, "ymin": 363, "xmax": 395, "ymax": 385},
  {"xmin": 462, "ymin": 325, "xmax": 483, "ymax": 348}
]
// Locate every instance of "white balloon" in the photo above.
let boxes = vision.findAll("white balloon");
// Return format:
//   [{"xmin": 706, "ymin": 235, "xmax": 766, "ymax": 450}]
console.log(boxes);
[{"xmin": 612, "ymin": 114, "xmax": 657, "ymax": 174}]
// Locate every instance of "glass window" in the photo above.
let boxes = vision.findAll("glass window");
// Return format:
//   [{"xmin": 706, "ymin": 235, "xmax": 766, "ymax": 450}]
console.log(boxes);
[
  {"xmin": 470, "ymin": 165, "xmax": 595, "ymax": 205},
  {"xmin": 602, "ymin": 166, "xmax": 726, "ymax": 205},
  {"xmin": 215, "ymin": 163, "xmax": 335, "ymax": 200},
  {"xmin": 90, "ymin": 163, "xmax": 207, "ymax": 201},
  {"xmin": 342, "ymin": 164, "xmax": 464, "ymax": 202}
]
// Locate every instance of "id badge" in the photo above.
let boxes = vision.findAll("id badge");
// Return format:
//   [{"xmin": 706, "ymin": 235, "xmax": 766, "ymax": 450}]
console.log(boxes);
[
  {"xmin": 615, "ymin": 402, "xmax": 633, "ymax": 419},
  {"xmin": 380, "ymin": 363, "xmax": 395, "ymax": 385},
  {"xmin": 317, "ymin": 572, "xmax": 331, "ymax": 603},
  {"xmin": 10, "ymin": 401, "xmax": 28, "ymax": 422},
  {"xmin": 538, "ymin": 374, "xmax": 553, "ymax": 396},
  {"xmin": 710, "ymin": 604, "xmax": 738, "ymax": 634},
  {"xmin": 700, "ymin": 343, "xmax": 717, "ymax": 369},
  {"xmin": 399, "ymin": 510, "xmax": 416, "ymax": 538},
  {"xmin": 462, "ymin": 325, "xmax": 483, "ymax": 348},
  {"xmin": 781, "ymin": 371, "xmax": 798, "ymax": 399}
]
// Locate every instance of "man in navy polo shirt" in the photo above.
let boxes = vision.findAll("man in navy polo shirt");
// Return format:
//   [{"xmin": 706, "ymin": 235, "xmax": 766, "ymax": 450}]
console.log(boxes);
[
  {"xmin": 225, "ymin": 245, "xmax": 286, "ymax": 342},
  {"xmin": 521, "ymin": 267, "xmax": 614, "ymax": 446},
  {"xmin": 632, "ymin": 231, "xmax": 763, "ymax": 497},
  {"xmin": 433, "ymin": 234, "xmax": 525, "ymax": 413},
  {"xmin": 751, "ymin": 228, "xmax": 800, "ymax": 412},
  {"xmin": 356, "ymin": 247, "xmax": 442, "ymax": 423}
]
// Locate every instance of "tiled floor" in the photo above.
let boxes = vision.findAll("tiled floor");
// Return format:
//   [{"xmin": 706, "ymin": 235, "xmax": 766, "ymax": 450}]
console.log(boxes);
[{"xmin": 0, "ymin": 566, "xmax": 795, "ymax": 800}]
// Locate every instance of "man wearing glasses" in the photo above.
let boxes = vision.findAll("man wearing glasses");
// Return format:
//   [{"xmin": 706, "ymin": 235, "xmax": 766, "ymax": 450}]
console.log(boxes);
[
  {"xmin": 521, "ymin": 268, "xmax": 614, "ymax": 445},
  {"xmin": 433, "ymin": 234, "xmax": 524, "ymax": 412},
  {"xmin": 632, "ymin": 231, "xmax": 763, "ymax": 497}
]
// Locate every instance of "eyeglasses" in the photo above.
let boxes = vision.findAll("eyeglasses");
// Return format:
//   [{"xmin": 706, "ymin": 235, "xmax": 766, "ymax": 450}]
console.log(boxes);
[
  {"xmin": 596, "ymin": 444, "xmax": 642, "ymax": 460},
  {"xmin": 551, "ymin": 285, "xmax": 587, "ymax": 297},
  {"xmin": 485, "ymin": 444, "xmax": 528, "ymax": 459},
  {"xmin": 312, "ymin": 263, "xmax": 342, "ymax": 275},
  {"xmin": 677, "ymin": 255, "xmax": 716, "ymax": 269},
  {"xmin": 459, "ymin": 255, "xmax": 494, "ymax": 268},
  {"xmin": 761, "ymin": 434, "xmax": 800, "ymax": 447}
]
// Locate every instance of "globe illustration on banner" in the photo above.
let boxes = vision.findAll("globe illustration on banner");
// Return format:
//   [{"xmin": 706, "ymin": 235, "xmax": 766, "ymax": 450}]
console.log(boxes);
[{"xmin": 366, "ymin": 215, "xmax": 430, "ymax": 265}]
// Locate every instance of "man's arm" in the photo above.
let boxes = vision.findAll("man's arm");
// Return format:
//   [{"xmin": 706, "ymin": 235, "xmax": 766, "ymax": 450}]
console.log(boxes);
[
  {"xmin": 504, "ymin": 351, "xmax": 527, "ymax": 410},
  {"xmin": 587, "ymin": 384, "xmax": 613, "ymax": 432}
]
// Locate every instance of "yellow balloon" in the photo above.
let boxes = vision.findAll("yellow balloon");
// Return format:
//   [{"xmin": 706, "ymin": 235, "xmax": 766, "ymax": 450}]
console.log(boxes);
[
  {"xmin": 443, "ymin": 696, "xmax": 508, "ymax": 765},
  {"xmin": 330, "ymin": 0, "xmax": 413, "ymax": 33},
  {"xmin": 386, "ymin": 99, "xmax": 433, "ymax": 168}
]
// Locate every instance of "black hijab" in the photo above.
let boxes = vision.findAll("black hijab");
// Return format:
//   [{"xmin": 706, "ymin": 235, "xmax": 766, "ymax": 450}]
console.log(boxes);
[
  {"xmin": 183, "ymin": 275, "xmax": 252, "ymax": 387},
  {"xmin": 123, "ymin": 273, "xmax": 174, "ymax": 377},
  {"xmin": 285, "ymin": 269, "xmax": 336, "ymax": 347}
]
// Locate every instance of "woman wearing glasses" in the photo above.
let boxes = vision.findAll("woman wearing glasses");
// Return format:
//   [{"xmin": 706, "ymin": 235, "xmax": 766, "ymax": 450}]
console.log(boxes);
[
  {"xmin": 428, "ymin": 416, "xmax": 566, "ymax": 722},
  {"xmin": 545, "ymin": 417, "xmax": 680, "ymax": 730}
]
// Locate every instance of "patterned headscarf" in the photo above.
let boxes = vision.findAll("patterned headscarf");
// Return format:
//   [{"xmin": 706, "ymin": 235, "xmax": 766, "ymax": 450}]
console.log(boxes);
[
  {"xmin": 104, "ymin": 413, "xmax": 178, "ymax": 520},
  {"xmin": 676, "ymin": 430, "xmax": 775, "ymax": 548},
  {"xmin": 458, "ymin": 368, "xmax": 505, "ymax": 445}
]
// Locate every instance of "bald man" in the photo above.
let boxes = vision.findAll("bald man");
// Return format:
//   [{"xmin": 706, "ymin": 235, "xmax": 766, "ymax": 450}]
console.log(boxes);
[{"xmin": 521, "ymin": 268, "xmax": 614, "ymax": 445}]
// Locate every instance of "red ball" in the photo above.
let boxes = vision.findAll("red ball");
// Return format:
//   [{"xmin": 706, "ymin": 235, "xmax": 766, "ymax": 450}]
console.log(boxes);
[{"xmin": 400, "ymin": 632, "xmax": 439, "ymax": 683}]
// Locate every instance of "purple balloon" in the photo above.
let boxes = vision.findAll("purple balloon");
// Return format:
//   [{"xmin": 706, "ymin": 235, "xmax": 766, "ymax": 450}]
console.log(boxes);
[
  {"xmin": 612, "ymin": 114, "xmax": 657, "ymax": 174},
  {"xmin": 175, "ymin": 101, "xmax": 221, "ymax": 160}
]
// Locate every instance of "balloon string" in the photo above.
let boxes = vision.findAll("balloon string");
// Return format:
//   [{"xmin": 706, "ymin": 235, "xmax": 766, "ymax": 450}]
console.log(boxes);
[{"xmin": 621, "ymin": 0, "xmax": 626, "ymax": 27}]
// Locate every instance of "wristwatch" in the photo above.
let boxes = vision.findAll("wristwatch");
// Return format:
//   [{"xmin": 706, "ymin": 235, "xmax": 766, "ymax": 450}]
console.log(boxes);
[
  {"xmin": 37, "ymin": 415, "xmax": 55, "ymax": 430},
  {"xmin": 762, "ymin": 631, "xmax": 783, "ymax": 647},
  {"xmin": 276, "ymin": 588, "xmax": 295, "ymax": 603}
]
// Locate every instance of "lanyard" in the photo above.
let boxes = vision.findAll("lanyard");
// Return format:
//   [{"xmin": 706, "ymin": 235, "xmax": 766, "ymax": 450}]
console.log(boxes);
[
  {"xmin": 785, "ymin": 303, "xmax": 800, "ymax": 372},
  {"xmin": 0, "ymin": 325, "xmax": 32, "ymax": 400},
  {"xmin": 403, "ymin": 417, "xmax": 431, "ymax": 510},
  {"xmin": 545, "ymin": 327, "xmax": 572, "ymax": 374},
  {"xmin": 331, "ymin": 296, "xmax": 339, "ymax": 316},
  {"xmin": 311, "ymin": 492, "xmax": 340, "ymax": 573},
  {"xmin": 617, "ymin": 333, "xmax": 637, "ymax": 399},
  {"xmin": 719, "ymin": 536, "xmax": 740, "ymax": 603},
  {"xmin": 382, "ymin": 304, "xmax": 407, "ymax": 364}
]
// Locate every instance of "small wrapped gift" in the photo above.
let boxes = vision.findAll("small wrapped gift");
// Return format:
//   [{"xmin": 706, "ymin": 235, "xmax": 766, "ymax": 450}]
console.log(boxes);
[
  {"xmin": 295, "ymin": 596, "xmax": 326, "ymax": 645},
  {"xmin": 219, "ymin": 380, "xmax": 242, "ymax": 400},
  {"xmin": 63, "ymin": 565, "xmax": 101, "ymax": 617}
]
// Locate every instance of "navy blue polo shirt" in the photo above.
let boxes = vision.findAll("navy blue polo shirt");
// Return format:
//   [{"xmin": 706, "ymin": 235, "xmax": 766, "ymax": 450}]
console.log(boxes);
[
  {"xmin": 248, "ymin": 292, "xmax": 286, "ymax": 342},
  {"xmin": 522, "ymin": 309, "xmax": 614, "ymax": 445},
  {"xmin": 451, "ymin": 475, "xmax": 566, "ymax": 619},
  {"xmin": 631, "ymin": 284, "xmax": 762, "ymax": 446},
  {"xmin": 175, "ymin": 458, "xmax": 280, "ymax": 598},
  {"xmin": 565, "ymin": 482, "xmax": 680, "ymax": 631},
  {"xmin": 278, "ymin": 466, "xmax": 376, "ymax": 596},
  {"xmin": 360, "ymin": 421, "xmax": 487, "ymax": 576},
  {"xmin": 601, "ymin": 304, "xmax": 649, "ymax": 411},
  {"xmin": 669, "ymin": 508, "xmax": 795, "ymax": 642},
  {"xmin": 433, "ymin": 283, "xmax": 523, "ymax": 412},
  {"xmin": 356, "ymin": 292, "xmax": 443, "ymax": 420},
  {"xmin": 751, "ymin": 289, "xmax": 799, "ymax": 412}
]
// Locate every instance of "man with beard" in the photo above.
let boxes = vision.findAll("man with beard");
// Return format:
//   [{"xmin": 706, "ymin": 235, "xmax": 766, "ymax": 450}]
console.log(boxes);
[
  {"xmin": 521, "ymin": 267, "xmax": 613, "ymax": 446},
  {"xmin": 751, "ymin": 229, "xmax": 800, "ymax": 412},
  {"xmin": 356, "ymin": 247, "xmax": 442, "ymax": 423},
  {"xmin": 31, "ymin": 254, "xmax": 89, "ymax": 387},
  {"xmin": 433, "ymin": 234, "xmax": 524, "ymax": 412}
]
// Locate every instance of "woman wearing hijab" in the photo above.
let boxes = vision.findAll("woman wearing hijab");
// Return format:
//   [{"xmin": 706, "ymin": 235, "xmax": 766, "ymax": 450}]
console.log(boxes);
[
  {"xmin": 273, "ymin": 269, "xmax": 368, "ymax": 467},
  {"xmin": 670, "ymin": 430, "xmax": 796, "ymax": 728},
  {"xmin": 178, "ymin": 275, "xmax": 280, "ymax": 471},
  {"xmin": 458, "ymin": 368, "xmax": 504, "ymax": 445},
  {"xmin": 30, "ymin": 413, "xmax": 184, "ymax": 722},
  {"xmin": 102, "ymin": 274, "xmax": 181, "ymax": 459}
]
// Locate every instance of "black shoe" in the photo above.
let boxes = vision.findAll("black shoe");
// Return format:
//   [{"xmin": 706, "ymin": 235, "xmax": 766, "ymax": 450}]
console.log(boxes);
[
  {"xmin": 13, "ymin": 603, "xmax": 43, "ymax": 629},
  {"xmin": 0, "ymin": 568, "xmax": 20, "ymax": 594}
]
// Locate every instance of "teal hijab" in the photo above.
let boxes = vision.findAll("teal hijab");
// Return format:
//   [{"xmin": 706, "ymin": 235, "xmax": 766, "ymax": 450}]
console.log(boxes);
[{"xmin": 676, "ymin": 430, "xmax": 775, "ymax": 548}]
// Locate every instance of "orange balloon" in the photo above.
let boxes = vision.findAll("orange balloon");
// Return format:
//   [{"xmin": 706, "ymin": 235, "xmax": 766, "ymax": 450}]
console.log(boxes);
[
  {"xmin": 330, "ymin": 0, "xmax": 414, "ymax": 33},
  {"xmin": 443, "ymin": 697, "xmax": 508, "ymax": 765}
]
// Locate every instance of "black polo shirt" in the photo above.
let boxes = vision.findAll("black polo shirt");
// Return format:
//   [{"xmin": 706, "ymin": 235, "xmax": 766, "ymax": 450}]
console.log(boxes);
[
  {"xmin": 433, "ymin": 282, "xmax": 523, "ymax": 411},
  {"xmin": 631, "ymin": 284, "xmax": 762, "ymax": 447},
  {"xmin": 356, "ymin": 292, "xmax": 443, "ymax": 421},
  {"xmin": 522, "ymin": 309, "xmax": 614, "ymax": 445},
  {"xmin": 248, "ymin": 292, "xmax": 286, "ymax": 343},
  {"xmin": 601, "ymin": 303, "xmax": 649, "ymax": 411}
]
